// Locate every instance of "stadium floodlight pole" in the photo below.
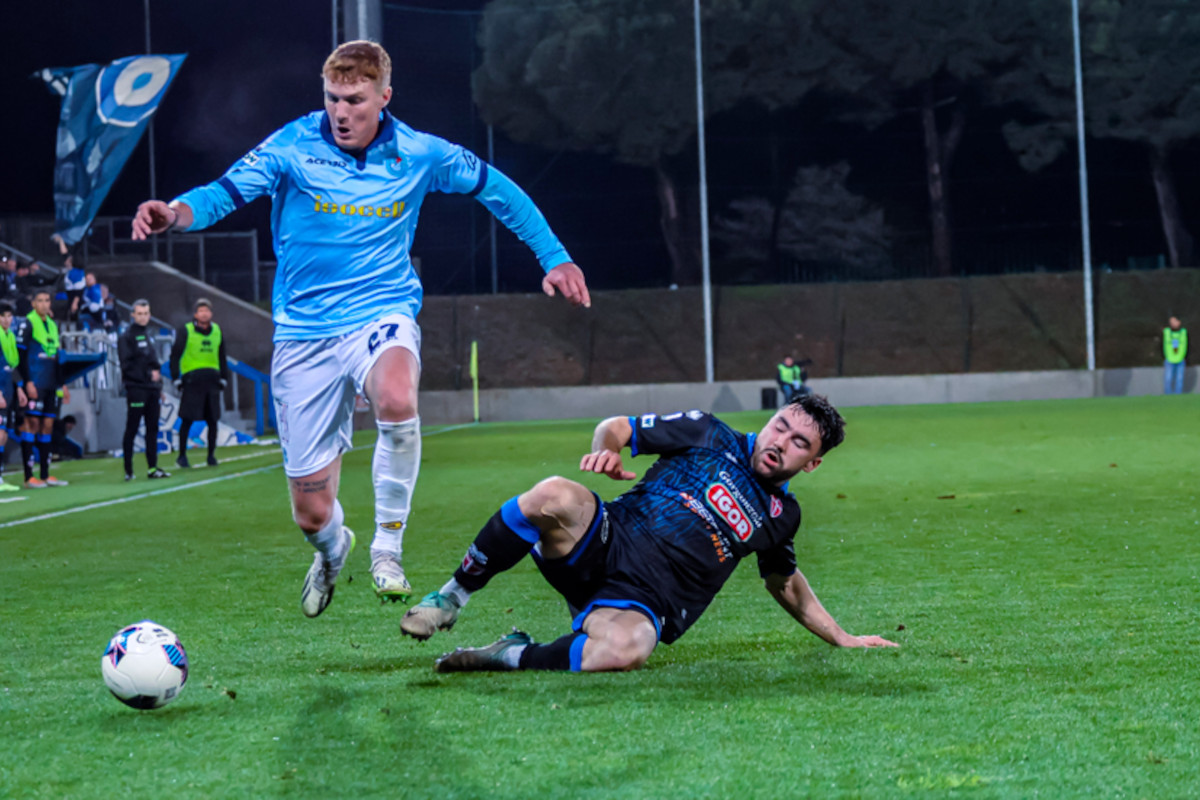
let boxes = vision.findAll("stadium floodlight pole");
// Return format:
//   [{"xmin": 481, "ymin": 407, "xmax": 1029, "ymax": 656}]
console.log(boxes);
[
  {"xmin": 144, "ymin": 0, "xmax": 159, "ymax": 263},
  {"xmin": 694, "ymin": 0, "xmax": 714, "ymax": 383},
  {"xmin": 1072, "ymin": 0, "xmax": 1096, "ymax": 371}
]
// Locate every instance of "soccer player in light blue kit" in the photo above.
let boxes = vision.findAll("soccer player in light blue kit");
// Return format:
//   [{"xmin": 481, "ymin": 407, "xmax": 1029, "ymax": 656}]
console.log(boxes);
[{"xmin": 132, "ymin": 41, "xmax": 591, "ymax": 618}]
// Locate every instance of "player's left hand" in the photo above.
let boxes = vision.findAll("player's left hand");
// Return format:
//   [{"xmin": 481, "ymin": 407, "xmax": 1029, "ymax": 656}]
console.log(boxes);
[
  {"xmin": 580, "ymin": 448, "xmax": 636, "ymax": 481},
  {"xmin": 543, "ymin": 262, "xmax": 591, "ymax": 308},
  {"xmin": 843, "ymin": 634, "xmax": 899, "ymax": 648},
  {"xmin": 16, "ymin": 388, "xmax": 26, "ymax": 406}
]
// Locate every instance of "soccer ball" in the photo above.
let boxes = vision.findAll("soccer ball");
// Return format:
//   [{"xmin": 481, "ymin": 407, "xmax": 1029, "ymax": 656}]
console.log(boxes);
[{"xmin": 101, "ymin": 621, "xmax": 189, "ymax": 710}]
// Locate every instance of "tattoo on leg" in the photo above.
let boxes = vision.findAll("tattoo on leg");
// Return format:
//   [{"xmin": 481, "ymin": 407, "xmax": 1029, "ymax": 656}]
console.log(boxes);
[{"xmin": 292, "ymin": 476, "xmax": 331, "ymax": 495}]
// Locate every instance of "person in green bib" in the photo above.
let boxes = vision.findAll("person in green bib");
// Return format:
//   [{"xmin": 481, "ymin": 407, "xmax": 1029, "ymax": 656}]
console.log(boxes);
[
  {"xmin": 16, "ymin": 289, "xmax": 70, "ymax": 488},
  {"xmin": 169, "ymin": 298, "xmax": 230, "ymax": 468},
  {"xmin": 1163, "ymin": 317, "xmax": 1188, "ymax": 395},
  {"xmin": 0, "ymin": 301, "xmax": 28, "ymax": 491},
  {"xmin": 775, "ymin": 355, "xmax": 811, "ymax": 405}
]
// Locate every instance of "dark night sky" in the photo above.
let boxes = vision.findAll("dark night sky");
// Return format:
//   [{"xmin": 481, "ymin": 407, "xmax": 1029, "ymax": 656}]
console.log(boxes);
[{"xmin": 3, "ymin": 0, "xmax": 1195, "ymax": 292}]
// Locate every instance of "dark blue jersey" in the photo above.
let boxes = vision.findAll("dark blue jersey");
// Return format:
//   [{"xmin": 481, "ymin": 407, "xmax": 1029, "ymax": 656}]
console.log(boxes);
[
  {"xmin": 604, "ymin": 411, "xmax": 801, "ymax": 627},
  {"xmin": 15, "ymin": 315, "xmax": 61, "ymax": 390}
]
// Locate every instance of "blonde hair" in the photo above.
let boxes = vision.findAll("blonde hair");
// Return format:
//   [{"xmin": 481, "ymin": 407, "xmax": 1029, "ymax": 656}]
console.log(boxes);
[{"xmin": 323, "ymin": 40, "xmax": 392, "ymax": 89}]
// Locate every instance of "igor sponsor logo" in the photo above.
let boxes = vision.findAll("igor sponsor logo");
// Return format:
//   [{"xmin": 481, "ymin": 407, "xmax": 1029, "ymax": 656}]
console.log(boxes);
[{"xmin": 706, "ymin": 484, "xmax": 754, "ymax": 541}]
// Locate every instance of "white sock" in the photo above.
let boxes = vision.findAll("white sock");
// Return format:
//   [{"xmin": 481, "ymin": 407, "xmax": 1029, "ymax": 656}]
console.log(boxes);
[
  {"xmin": 439, "ymin": 577, "xmax": 472, "ymax": 608},
  {"xmin": 304, "ymin": 499, "xmax": 347, "ymax": 564},
  {"xmin": 371, "ymin": 417, "xmax": 421, "ymax": 556},
  {"xmin": 500, "ymin": 644, "xmax": 527, "ymax": 669}
]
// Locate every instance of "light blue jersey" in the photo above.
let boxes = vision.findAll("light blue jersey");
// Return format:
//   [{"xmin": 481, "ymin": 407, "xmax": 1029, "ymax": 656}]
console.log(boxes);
[{"xmin": 175, "ymin": 111, "xmax": 573, "ymax": 341}]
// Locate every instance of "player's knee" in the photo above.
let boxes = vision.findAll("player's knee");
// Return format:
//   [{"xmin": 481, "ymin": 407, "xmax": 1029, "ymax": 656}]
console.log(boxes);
[
  {"xmin": 588, "ymin": 625, "xmax": 655, "ymax": 671},
  {"xmin": 522, "ymin": 475, "xmax": 584, "ymax": 521},
  {"xmin": 371, "ymin": 387, "xmax": 417, "ymax": 422},
  {"xmin": 291, "ymin": 500, "xmax": 333, "ymax": 534}
]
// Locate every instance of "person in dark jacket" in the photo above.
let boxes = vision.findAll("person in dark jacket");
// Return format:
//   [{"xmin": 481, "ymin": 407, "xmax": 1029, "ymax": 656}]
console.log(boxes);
[
  {"xmin": 119, "ymin": 299, "xmax": 170, "ymax": 481},
  {"xmin": 169, "ymin": 298, "xmax": 229, "ymax": 468}
]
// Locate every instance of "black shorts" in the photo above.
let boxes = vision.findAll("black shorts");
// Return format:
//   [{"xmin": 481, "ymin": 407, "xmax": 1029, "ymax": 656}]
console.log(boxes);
[
  {"xmin": 532, "ymin": 495, "xmax": 699, "ymax": 645},
  {"xmin": 26, "ymin": 380, "xmax": 61, "ymax": 419},
  {"xmin": 179, "ymin": 386, "xmax": 221, "ymax": 421}
]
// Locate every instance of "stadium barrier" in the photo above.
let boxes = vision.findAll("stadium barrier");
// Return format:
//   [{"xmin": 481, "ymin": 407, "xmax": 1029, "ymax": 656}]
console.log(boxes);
[{"xmin": 414, "ymin": 365, "xmax": 1194, "ymax": 425}]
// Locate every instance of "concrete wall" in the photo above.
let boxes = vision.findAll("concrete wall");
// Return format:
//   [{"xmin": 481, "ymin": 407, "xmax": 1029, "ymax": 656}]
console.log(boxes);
[
  {"xmin": 90, "ymin": 261, "xmax": 274, "ymax": 374},
  {"xmin": 415, "ymin": 365, "xmax": 1196, "ymax": 425}
]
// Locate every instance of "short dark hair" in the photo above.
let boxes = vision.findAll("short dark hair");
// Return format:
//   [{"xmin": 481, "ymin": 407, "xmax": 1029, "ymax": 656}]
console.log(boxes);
[
  {"xmin": 788, "ymin": 393, "xmax": 845, "ymax": 455},
  {"xmin": 32, "ymin": 289, "xmax": 51, "ymax": 300},
  {"xmin": 0, "ymin": 301, "xmax": 13, "ymax": 316}
]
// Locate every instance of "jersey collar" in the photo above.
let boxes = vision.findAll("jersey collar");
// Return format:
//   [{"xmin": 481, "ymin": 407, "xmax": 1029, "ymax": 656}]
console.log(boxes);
[{"xmin": 319, "ymin": 111, "xmax": 396, "ymax": 169}]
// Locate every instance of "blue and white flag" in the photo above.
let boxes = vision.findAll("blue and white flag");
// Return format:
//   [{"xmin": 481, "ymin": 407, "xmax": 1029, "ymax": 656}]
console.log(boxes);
[{"xmin": 38, "ymin": 54, "xmax": 186, "ymax": 246}]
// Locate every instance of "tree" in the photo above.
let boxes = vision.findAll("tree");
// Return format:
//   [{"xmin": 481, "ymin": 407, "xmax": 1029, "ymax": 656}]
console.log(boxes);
[
  {"xmin": 472, "ymin": 0, "xmax": 833, "ymax": 285},
  {"xmin": 804, "ymin": 0, "xmax": 1041, "ymax": 276},
  {"xmin": 714, "ymin": 161, "xmax": 893, "ymax": 280},
  {"xmin": 1004, "ymin": 0, "xmax": 1200, "ymax": 267}
]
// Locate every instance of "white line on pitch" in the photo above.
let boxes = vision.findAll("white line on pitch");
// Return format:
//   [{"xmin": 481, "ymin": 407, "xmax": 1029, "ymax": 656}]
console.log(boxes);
[{"xmin": 0, "ymin": 423, "xmax": 476, "ymax": 529}]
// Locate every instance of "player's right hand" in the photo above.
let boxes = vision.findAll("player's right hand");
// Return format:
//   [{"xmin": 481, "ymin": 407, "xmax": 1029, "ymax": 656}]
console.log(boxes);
[
  {"xmin": 131, "ymin": 200, "xmax": 175, "ymax": 240},
  {"xmin": 580, "ymin": 449, "xmax": 636, "ymax": 481}
]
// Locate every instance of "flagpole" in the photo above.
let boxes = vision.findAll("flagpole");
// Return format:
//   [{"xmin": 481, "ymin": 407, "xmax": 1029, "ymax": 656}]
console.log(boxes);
[{"xmin": 144, "ymin": 0, "xmax": 159, "ymax": 262}]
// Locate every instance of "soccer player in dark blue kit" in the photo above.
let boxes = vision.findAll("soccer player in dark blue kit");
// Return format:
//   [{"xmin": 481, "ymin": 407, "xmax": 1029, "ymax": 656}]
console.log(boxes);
[{"xmin": 402, "ymin": 393, "xmax": 897, "ymax": 672}]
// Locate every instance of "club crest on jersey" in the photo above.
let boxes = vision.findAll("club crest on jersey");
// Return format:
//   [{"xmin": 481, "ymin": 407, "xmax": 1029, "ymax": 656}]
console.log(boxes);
[
  {"xmin": 706, "ymin": 484, "xmax": 754, "ymax": 541},
  {"xmin": 770, "ymin": 496, "xmax": 783, "ymax": 518},
  {"xmin": 385, "ymin": 154, "xmax": 408, "ymax": 178}
]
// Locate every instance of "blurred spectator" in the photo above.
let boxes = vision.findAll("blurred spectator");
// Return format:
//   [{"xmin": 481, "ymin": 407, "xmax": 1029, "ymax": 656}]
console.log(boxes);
[
  {"xmin": 100, "ymin": 284, "xmax": 119, "ymax": 332},
  {"xmin": 0, "ymin": 300, "xmax": 24, "ymax": 491},
  {"xmin": 78, "ymin": 272, "xmax": 104, "ymax": 331},
  {"xmin": 119, "ymin": 299, "xmax": 170, "ymax": 480},
  {"xmin": 62, "ymin": 263, "xmax": 86, "ymax": 325},
  {"xmin": 170, "ymin": 298, "xmax": 228, "ymax": 468},
  {"xmin": 15, "ymin": 262, "xmax": 55, "ymax": 317},
  {"xmin": 1163, "ymin": 316, "xmax": 1188, "ymax": 395},
  {"xmin": 17, "ymin": 288, "xmax": 70, "ymax": 488},
  {"xmin": 0, "ymin": 255, "xmax": 17, "ymax": 301},
  {"xmin": 51, "ymin": 414, "xmax": 83, "ymax": 461},
  {"xmin": 775, "ymin": 355, "xmax": 812, "ymax": 405}
]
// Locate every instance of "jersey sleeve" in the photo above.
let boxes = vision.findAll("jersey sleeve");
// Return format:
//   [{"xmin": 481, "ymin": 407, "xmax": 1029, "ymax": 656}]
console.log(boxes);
[
  {"xmin": 627, "ymin": 411, "xmax": 716, "ymax": 458},
  {"xmin": 756, "ymin": 537, "xmax": 797, "ymax": 578},
  {"xmin": 172, "ymin": 126, "xmax": 290, "ymax": 231},
  {"xmin": 427, "ymin": 138, "xmax": 572, "ymax": 273}
]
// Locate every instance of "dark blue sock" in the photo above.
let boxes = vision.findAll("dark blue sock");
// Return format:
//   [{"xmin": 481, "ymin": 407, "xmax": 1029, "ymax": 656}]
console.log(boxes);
[
  {"xmin": 519, "ymin": 632, "xmax": 588, "ymax": 671},
  {"xmin": 452, "ymin": 497, "xmax": 539, "ymax": 593}
]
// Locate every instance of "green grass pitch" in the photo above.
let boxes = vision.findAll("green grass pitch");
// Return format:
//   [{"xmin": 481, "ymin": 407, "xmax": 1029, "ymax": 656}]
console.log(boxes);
[{"xmin": 1, "ymin": 395, "xmax": 1197, "ymax": 798}]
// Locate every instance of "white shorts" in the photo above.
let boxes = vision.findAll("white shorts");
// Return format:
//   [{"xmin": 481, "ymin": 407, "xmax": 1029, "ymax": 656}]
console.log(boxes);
[{"xmin": 272, "ymin": 313, "xmax": 421, "ymax": 478}]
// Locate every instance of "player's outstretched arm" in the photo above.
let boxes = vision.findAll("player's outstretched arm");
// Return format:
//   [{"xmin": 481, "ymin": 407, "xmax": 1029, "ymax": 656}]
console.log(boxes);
[
  {"xmin": 542, "ymin": 262, "xmax": 591, "ymax": 308},
  {"xmin": 131, "ymin": 200, "xmax": 194, "ymax": 240},
  {"xmin": 580, "ymin": 415, "xmax": 636, "ymax": 480},
  {"xmin": 765, "ymin": 571, "xmax": 898, "ymax": 648}
]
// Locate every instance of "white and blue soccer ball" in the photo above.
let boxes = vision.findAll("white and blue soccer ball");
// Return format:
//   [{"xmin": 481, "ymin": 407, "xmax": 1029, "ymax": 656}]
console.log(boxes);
[{"xmin": 101, "ymin": 621, "xmax": 189, "ymax": 710}]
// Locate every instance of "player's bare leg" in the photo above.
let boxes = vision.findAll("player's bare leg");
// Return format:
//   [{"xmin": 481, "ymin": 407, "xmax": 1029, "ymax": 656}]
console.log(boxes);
[
  {"xmin": 364, "ymin": 345, "xmax": 420, "ymax": 603},
  {"xmin": 292, "ymin": 457, "xmax": 355, "ymax": 618},
  {"xmin": 402, "ymin": 476, "xmax": 594, "ymax": 640}
]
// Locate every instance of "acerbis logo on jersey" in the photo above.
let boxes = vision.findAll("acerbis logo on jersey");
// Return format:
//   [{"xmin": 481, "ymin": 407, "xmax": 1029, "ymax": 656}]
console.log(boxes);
[{"xmin": 706, "ymin": 484, "xmax": 753, "ymax": 541}]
